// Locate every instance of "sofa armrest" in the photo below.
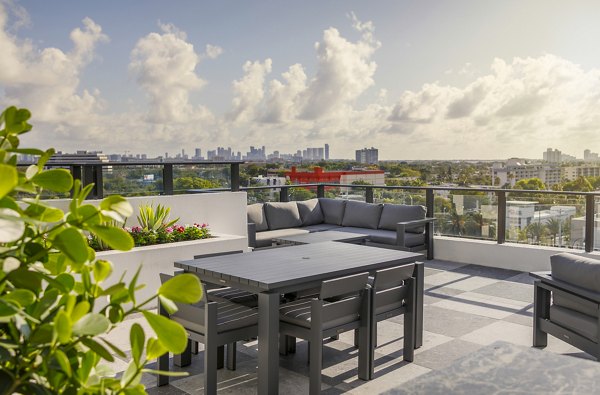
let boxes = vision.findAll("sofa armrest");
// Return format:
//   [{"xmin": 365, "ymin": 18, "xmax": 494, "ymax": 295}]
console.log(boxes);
[
  {"xmin": 396, "ymin": 217, "xmax": 436, "ymax": 241},
  {"xmin": 247, "ymin": 222, "xmax": 257, "ymax": 248},
  {"xmin": 531, "ymin": 271, "xmax": 600, "ymax": 304}
]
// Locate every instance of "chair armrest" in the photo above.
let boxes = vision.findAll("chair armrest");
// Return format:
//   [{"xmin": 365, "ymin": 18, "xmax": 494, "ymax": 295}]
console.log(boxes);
[
  {"xmin": 531, "ymin": 271, "xmax": 600, "ymax": 304},
  {"xmin": 247, "ymin": 222, "xmax": 257, "ymax": 248}
]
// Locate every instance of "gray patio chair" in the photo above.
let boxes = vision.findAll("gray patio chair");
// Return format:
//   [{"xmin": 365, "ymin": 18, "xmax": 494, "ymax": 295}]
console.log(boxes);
[
  {"xmin": 194, "ymin": 251, "xmax": 259, "ymax": 308},
  {"xmin": 367, "ymin": 264, "xmax": 416, "ymax": 375},
  {"xmin": 279, "ymin": 272, "xmax": 371, "ymax": 395},
  {"xmin": 157, "ymin": 273, "xmax": 258, "ymax": 394},
  {"xmin": 531, "ymin": 253, "xmax": 600, "ymax": 360}
]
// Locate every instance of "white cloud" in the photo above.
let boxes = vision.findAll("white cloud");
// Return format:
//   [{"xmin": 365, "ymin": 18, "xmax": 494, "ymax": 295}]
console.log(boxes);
[
  {"xmin": 204, "ymin": 44, "xmax": 223, "ymax": 59},
  {"xmin": 129, "ymin": 23, "xmax": 210, "ymax": 124},
  {"xmin": 0, "ymin": 3, "xmax": 108, "ymax": 126},
  {"xmin": 227, "ymin": 59, "xmax": 272, "ymax": 123},
  {"xmin": 298, "ymin": 14, "xmax": 381, "ymax": 119},
  {"xmin": 385, "ymin": 54, "xmax": 600, "ymax": 159}
]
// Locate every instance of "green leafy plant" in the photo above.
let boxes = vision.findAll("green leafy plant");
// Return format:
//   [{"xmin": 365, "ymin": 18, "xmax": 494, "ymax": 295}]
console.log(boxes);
[
  {"xmin": 137, "ymin": 204, "xmax": 178, "ymax": 232},
  {"xmin": 0, "ymin": 106, "xmax": 203, "ymax": 394}
]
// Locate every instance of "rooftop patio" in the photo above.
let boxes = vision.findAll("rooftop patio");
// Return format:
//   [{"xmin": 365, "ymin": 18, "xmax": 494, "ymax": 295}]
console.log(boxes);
[{"xmin": 103, "ymin": 258, "xmax": 592, "ymax": 394}]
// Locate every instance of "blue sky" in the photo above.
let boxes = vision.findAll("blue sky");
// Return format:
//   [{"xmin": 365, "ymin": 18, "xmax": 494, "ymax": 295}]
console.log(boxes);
[{"xmin": 3, "ymin": 0, "xmax": 600, "ymax": 159}]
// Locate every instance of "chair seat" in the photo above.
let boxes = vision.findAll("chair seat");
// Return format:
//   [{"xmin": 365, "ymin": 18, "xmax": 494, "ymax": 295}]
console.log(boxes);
[
  {"xmin": 550, "ymin": 305, "xmax": 598, "ymax": 342},
  {"xmin": 173, "ymin": 299, "xmax": 258, "ymax": 335},
  {"xmin": 280, "ymin": 298, "xmax": 360, "ymax": 330},
  {"xmin": 207, "ymin": 287, "xmax": 258, "ymax": 308}
]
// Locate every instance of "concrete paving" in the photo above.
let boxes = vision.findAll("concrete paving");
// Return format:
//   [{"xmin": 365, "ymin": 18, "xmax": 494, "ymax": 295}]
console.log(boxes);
[{"xmin": 103, "ymin": 259, "xmax": 593, "ymax": 394}]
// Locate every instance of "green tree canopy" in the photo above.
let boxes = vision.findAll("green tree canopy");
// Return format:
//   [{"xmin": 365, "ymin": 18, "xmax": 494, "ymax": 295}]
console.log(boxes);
[
  {"xmin": 514, "ymin": 178, "xmax": 546, "ymax": 190},
  {"xmin": 562, "ymin": 176, "xmax": 593, "ymax": 192}
]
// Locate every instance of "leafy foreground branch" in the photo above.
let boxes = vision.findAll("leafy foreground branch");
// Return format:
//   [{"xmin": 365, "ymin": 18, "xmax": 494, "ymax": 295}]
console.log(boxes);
[{"xmin": 0, "ymin": 106, "xmax": 203, "ymax": 394}]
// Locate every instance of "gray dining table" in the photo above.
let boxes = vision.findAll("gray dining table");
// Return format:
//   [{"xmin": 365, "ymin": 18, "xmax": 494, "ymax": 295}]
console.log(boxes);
[{"xmin": 175, "ymin": 241, "xmax": 423, "ymax": 395}]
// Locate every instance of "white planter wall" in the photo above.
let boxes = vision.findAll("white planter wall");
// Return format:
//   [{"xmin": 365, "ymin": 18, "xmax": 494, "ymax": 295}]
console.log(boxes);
[
  {"xmin": 96, "ymin": 234, "xmax": 247, "ymax": 309},
  {"xmin": 43, "ymin": 192, "xmax": 250, "ymax": 309},
  {"xmin": 45, "ymin": 192, "xmax": 248, "ymax": 236}
]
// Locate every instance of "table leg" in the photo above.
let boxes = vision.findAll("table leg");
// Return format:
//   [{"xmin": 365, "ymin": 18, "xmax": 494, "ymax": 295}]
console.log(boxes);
[
  {"xmin": 413, "ymin": 262, "xmax": 424, "ymax": 348},
  {"xmin": 258, "ymin": 292, "xmax": 280, "ymax": 395}
]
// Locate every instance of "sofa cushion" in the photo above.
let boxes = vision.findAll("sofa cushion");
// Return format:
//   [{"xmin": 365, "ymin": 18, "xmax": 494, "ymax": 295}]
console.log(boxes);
[
  {"xmin": 378, "ymin": 204, "xmax": 427, "ymax": 234},
  {"xmin": 255, "ymin": 228, "xmax": 310, "ymax": 248},
  {"xmin": 550, "ymin": 304, "xmax": 597, "ymax": 342},
  {"xmin": 301, "ymin": 223, "xmax": 342, "ymax": 232},
  {"xmin": 550, "ymin": 253, "xmax": 600, "ymax": 293},
  {"xmin": 336, "ymin": 227, "xmax": 425, "ymax": 248},
  {"xmin": 318, "ymin": 198, "xmax": 347, "ymax": 225},
  {"xmin": 247, "ymin": 203, "xmax": 269, "ymax": 232},
  {"xmin": 341, "ymin": 200, "xmax": 383, "ymax": 230},
  {"xmin": 553, "ymin": 292, "xmax": 598, "ymax": 318},
  {"xmin": 264, "ymin": 202, "xmax": 303, "ymax": 230},
  {"xmin": 297, "ymin": 198, "xmax": 324, "ymax": 226}
]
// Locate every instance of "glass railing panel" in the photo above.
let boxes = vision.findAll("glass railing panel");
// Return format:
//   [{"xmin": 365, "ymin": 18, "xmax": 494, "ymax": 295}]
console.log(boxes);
[
  {"xmin": 103, "ymin": 165, "xmax": 163, "ymax": 197},
  {"xmin": 433, "ymin": 191, "xmax": 497, "ymax": 240},
  {"xmin": 374, "ymin": 188, "xmax": 425, "ymax": 206},
  {"xmin": 289, "ymin": 186, "xmax": 317, "ymax": 201},
  {"xmin": 505, "ymin": 192, "xmax": 585, "ymax": 249},
  {"xmin": 246, "ymin": 188, "xmax": 280, "ymax": 204},
  {"xmin": 173, "ymin": 164, "xmax": 230, "ymax": 193}
]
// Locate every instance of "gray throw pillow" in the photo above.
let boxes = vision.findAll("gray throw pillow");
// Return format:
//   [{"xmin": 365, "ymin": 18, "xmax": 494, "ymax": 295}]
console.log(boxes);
[
  {"xmin": 341, "ymin": 200, "xmax": 383, "ymax": 229},
  {"xmin": 318, "ymin": 198, "xmax": 347, "ymax": 225},
  {"xmin": 247, "ymin": 203, "xmax": 268, "ymax": 232},
  {"xmin": 264, "ymin": 202, "xmax": 303, "ymax": 230},
  {"xmin": 297, "ymin": 198, "xmax": 324, "ymax": 226},
  {"xmin": 378, "ymin": 204, "xmax": 427, "ymax": 233},
  {"xmin": 551, "ymin": 253, "xmax": 600, "ymax": 293}
]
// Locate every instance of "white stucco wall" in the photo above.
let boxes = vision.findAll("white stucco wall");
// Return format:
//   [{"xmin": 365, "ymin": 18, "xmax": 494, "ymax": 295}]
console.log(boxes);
[{"xmin": 435, "ymin": 236, "xmax": 600, "ymax": 272}]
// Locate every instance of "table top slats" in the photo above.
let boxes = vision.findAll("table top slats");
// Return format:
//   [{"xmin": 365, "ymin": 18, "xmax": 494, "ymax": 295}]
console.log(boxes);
[{"xmin": 176, "ymin": 242, "xmax": 422, "ymax": 292}]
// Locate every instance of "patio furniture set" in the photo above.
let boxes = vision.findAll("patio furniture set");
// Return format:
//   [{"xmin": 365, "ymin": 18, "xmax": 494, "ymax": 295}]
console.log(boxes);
[
  {"xmin": 159, "ymin": 229, "xmax": 425, "ymax": 394},
  {"xmin": 247, "ymin": 198, "xmax": 435, "ymax": 259}
]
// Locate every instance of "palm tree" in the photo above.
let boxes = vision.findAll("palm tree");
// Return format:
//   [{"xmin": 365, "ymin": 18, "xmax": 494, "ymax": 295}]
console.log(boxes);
[
  {"xmin": 527, "ymin": 222, "xmax": 548, "ymax": 245},
  {"xmin": 545, "ymin": 218, "xmax": 562, "ymax": 246}
]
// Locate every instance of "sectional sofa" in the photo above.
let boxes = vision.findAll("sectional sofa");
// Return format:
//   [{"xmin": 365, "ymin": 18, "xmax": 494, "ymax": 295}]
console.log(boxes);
[{"xmin": 247, "ymin": 198, "xmax": 435, "ymax": 259}]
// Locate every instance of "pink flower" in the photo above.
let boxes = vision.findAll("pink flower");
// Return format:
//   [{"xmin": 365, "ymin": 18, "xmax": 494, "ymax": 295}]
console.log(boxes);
[
  {"xmin": 131, "ymin": 226, "xmax": 142, "ymax": 233},
  {"xmin": 201, "ymin": 223, "xmax": 207, "ymax": 228},
  {"xmin": 165, "ymin": 227, "xmax": 173, "ymax": 233}
]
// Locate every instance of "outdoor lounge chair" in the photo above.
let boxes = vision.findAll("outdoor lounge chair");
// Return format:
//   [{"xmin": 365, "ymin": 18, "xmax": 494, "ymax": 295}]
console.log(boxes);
[
  {"xmin": 278, "ymin": 272, "xmax": 372, "ymax": 395},
  {"xmin": 157, "ymin": 273, "xmax": 258, "ymax": 394},
  {"xmin": 531, "ymin": 253, "xmax": 600, "ymax": 359}
]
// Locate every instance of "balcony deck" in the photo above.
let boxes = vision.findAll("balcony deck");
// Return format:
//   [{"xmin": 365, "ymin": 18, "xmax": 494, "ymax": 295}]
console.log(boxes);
[{"xmin": 105, "ymin": 259, "xmax": 593, "ymax": 394}]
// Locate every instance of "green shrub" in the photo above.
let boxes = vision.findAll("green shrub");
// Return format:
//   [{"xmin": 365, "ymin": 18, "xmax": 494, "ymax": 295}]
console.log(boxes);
[{"xmin": 0, "ymin": 106, "xmax": 202, "ymax": 393}]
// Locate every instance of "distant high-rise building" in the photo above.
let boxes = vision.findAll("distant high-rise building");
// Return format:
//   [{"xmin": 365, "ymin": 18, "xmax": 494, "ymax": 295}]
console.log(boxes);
[
  {"xmin": 324, "ymin": 144, "xmax": 329, "ymax": 160},
  {"xmin": 584, "ymin": 149, "xmax": 599, "ymax": 162},
  {"xmin": 543, "ymin": 148, "xmax": 561, "ymax": 163},
  {"xmin": 355, "ymin": 147, "xmax": 378, "ymax": 165},
  {"xmin": 194, "ymin": 148, "xmax": 201, "ymax": 159}
]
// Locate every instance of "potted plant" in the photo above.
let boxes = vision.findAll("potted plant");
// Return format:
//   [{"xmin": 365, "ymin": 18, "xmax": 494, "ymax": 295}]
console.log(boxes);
[{"xmin": 0, "ymin": 106, "xmax": 202, "ymax": 393}]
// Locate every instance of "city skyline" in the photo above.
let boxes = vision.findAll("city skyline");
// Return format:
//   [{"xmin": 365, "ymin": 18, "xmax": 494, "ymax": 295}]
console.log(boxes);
[{"xmin": 3, "ymin": 1, "xmax": 600, "ymax": 159}]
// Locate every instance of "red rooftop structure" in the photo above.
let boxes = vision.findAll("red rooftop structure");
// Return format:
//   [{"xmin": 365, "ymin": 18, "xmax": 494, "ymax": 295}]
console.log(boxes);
[{"xmin": 285, "ymin": 166, "xmax": 384, "ymax": 184}]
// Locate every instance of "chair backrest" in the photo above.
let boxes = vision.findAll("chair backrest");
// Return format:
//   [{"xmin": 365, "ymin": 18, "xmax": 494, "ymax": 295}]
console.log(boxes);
[
  {"xmin": 319, "ymin": 272, "xmax": 369, "ymax": 329},
  {"xmin": 371, "ymin": 264, "xmax": 415, "ymax": 312},
  {"xmin": 372, "ymin": 264, "xmax": 414, "ymax": 291},
  {"xmin": 159, "ymin": 273, "xmax": 206, "ymax": 325}
]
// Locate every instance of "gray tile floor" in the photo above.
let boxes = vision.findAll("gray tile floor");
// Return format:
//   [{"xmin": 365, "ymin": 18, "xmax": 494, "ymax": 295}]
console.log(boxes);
[{"xmin": 105, "ymin": 260, "xmax": 594, "ymax": 394}]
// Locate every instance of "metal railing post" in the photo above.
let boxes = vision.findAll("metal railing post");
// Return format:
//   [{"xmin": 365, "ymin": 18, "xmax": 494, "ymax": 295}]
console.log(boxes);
[
  {"xmin": 71, "ymin": 165, "xmax": 82, "ymax": 197},
  {"xmin": 317, "ymin": 184, "xmax": 325, "ymax": 198},
  {"xmin": 365, "ymin": 186, "xmax": 374, "ymax": 203},
  {"xmin": 585, "ymin": 194, "xmax": 595, "ymax": 253},
  {"xmin": 82, "ymin": 165, "xmax": 94, "ymax": 199},
  {"xmin": 497, "ymin": 191, "xmax": 506, "ymax": 244},
  {"xmin": 163, "ymin": 164, "xmax": 174, "ymax": 195},
  {"xmin": 279, "ymin": 186, "xmax": 289, "ymax": 202},
  {"xmin": 425, "ymin": 188, "xmax": 434, "ymax": 213},
  {"xmin": 93, "ymin": 164, "xmax": 104, "ymax": 199},
  {"xmin": 231, "ymin": 163, "xmax": 240, "ymax": 192}
]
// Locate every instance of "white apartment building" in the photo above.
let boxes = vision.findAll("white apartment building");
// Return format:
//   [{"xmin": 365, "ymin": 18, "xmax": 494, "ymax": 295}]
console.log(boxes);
[
  {"xmin": 563, "ymin": 165, "xmax": 600, "ymax": 181},
  {"xmin": 491, "ymin": 159, "xmax": 561, "ymax": 188}
]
